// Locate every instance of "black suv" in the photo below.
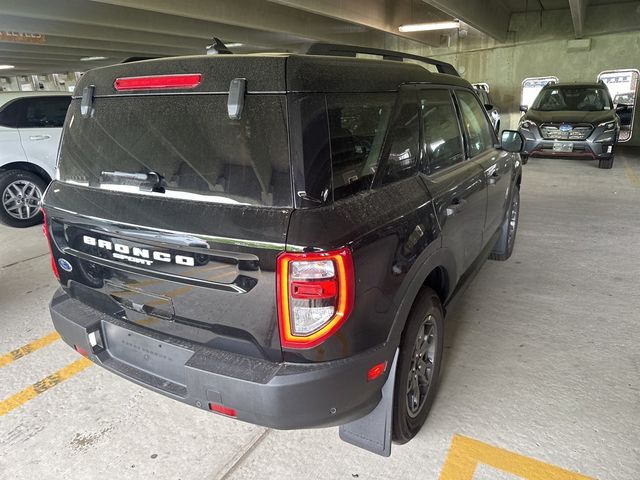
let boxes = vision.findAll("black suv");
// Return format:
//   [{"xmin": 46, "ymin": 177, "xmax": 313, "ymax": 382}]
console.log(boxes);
[
  {"xmin": 42, "ymin": 44, "xmax": 523, "ymax": 455},
  {"xmin": 519, "ymin": 82, "xmax": 619, "ymax": 169}
]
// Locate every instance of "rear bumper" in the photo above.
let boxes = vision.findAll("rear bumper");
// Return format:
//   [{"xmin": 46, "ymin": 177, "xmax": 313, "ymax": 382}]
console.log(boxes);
[{"xmin": 49, "ymin": 288, "xmax": 391, "ymax": 429}]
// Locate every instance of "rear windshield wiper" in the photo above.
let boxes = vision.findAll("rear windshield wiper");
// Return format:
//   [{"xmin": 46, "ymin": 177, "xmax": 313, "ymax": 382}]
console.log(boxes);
[{"xmin": 101, "ymin": 170, "xmax": 166, "ymax": 193}]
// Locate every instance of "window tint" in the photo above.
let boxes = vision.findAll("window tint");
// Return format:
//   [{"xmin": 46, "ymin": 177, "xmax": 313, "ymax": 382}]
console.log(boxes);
[
  {"xmin": 0, "ymin": 99, "xmax": 23, "ymax": 128},
  {"xmin": 58, "ymin": 95, "xmax": 291, "ymax": 207},
  {"xmin": 420, "ymin": 90, "xmax": 464, "ymax": 173},
  {"xmin": 456, "ymin": 90, "xmax": 495, "ymax": 158},
  {"xmin": 22, "ymin": 97, "xmax": 70, "ymax": 128},
  {"xmin": 327, "ymin": 94, "xmax": 394, "ymax": 200},
  {"xmin": 379, "ymin": 92, "xmax": 420, "ymax": 185}
]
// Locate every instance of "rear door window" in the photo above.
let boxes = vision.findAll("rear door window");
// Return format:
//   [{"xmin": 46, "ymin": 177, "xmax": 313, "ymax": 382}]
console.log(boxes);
[
  {"xmin": 21, "ymin": 97, "xmax": 70, "ymax": 128},
  {"xmin": 456, "ymin": 90, "xmax": 495, "ymax": 158},
  {"xmin": 326, "ymin": 94, "xmax": 394, "ymax": 200},
  {"xmin": 420, "ymin": 89, "xmax": 465, "ymax": 173},
  {"xmin": 0, "ymin": 99, "xmax": 24, "ymax": 128},
  {"xmin": 58, "ymin": 95, "xmax": 292, "ymax": 207}
]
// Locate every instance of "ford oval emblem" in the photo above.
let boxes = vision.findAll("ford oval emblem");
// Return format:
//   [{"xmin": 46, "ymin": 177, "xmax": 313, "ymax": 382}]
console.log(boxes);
[
  {"xmin": 559, "ymin": 123, "xmax": 573, "ymax": 132},
  {"xmin": 58, "ymin": 258, "xmax": 73, "ymax": 272}
]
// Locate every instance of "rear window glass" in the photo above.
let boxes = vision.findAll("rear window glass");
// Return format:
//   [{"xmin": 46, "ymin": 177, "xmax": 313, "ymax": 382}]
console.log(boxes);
[
  {"xmin": 58, "ymin": 95, "xmax": 291, "ymax": 207},
  {"xmin": 327, "ymin": 94, "xmax": 394, "ymax": 200}
]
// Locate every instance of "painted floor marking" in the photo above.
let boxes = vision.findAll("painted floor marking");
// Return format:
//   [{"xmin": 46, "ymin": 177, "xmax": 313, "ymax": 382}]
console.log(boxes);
[
  {"xmin": 0, "ymin": 331, "xmax": 61, "ymax": 368},
  {"xmin": 623, "ymin": 158, "xmax": 639, "ymax": 186},
  {"xmin": 0, "ymin": 357, "xmax": 92, "ymax": 416},
  {"xmin": 439, "ymin": 434, "xmax": 594, "ymax": 480}
]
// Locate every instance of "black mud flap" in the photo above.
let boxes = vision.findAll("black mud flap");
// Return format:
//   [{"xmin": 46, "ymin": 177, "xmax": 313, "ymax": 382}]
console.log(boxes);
[{"xmin": 338, "ymin": 349, "xmax": 399, "ymax": 457}]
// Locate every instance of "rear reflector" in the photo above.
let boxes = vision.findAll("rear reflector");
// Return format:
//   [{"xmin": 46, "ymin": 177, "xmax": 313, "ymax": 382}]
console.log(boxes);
[
  {"xmin": 114, "ymin": 73, "xmax": 202, "ymax": 91},
  {"xmin": 277, "ymin": 248, "xmax": 354, "ymax": 349},
  {"xmin": 42, "ymin": 210, "xmax": 59, "ymax": 280},
  {"xmin": 209, "ymin": 403, "xmax": 237, "ymax": 417},
  {"xmin": 367, "ymin": 361, "xmax": 387, "ymax": 382},
  {"xmin": 74, "ymin": 345, "xmax": 89, "ymax": 357}
]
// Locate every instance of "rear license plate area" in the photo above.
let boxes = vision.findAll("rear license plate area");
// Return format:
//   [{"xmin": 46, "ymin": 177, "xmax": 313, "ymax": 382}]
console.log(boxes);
[
  {"xmin": 103, "ymin": 321, "xmax": 192, "ymax": 386},
  {"xmin": 553, "ymin": 141, "xmax": 573, "ymax": 152}
]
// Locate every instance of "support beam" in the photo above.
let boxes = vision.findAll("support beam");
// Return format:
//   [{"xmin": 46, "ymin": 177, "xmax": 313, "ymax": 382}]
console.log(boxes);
[
  {"xmin": 568, "ymin": 0, "xmax": 589, "ymax": 39},
  {"xmin": 421, "ymin": 0, "xmax": 510, "ymax": 43}
]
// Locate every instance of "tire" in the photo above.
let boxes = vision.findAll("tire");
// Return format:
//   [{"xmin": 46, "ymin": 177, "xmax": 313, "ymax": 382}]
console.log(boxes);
[
  {"xmin": 0, "ymin": 170, "xmax": 47, "ymax": 228},
  {"xmin": 489, "ymin": 187, "xmax": 520, "ymax": 261},
  {"xmin": 392, "ymin": 287, "xmax": 444, "ymax": 444},
  {"xmin": 521, "ymin": 154, "xmax": 529, "ymax": 165},
  {"xmin": 598, "ymin": 156, "xmax": 614, "ymax": 169}
]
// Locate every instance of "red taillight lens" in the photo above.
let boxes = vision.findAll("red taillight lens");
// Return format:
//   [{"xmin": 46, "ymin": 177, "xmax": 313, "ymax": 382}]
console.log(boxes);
[
  {"xmin": 276, "ymin": 248, "xmax": 354, "ymax": 349},
  {"xmin": 42, "ymin": 210, "xmax": 59, "ymax": 280},
  {"xmin": 74, "ymin": 345, "xmax": 89, "ymax": 357},
  {"xmin": 209, "ymin": 403, "xmax": 237, "ymax": 417},
  {"xmin": 114, "ymin": 73, "xmax": 202, "ymax": 91},
  {"xmin": 367, "ymin": 361, "xmax": 387, "ymax": 381}
]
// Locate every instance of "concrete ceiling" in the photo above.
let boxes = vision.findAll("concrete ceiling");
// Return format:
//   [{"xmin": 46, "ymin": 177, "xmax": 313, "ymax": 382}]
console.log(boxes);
[
  {"xmin": 0, "ymin": 0, "xmax": 454, "ymax": 75},
  {"xmin": 1, "ymin": 0, "xmax": 638, "ymax": 75}
]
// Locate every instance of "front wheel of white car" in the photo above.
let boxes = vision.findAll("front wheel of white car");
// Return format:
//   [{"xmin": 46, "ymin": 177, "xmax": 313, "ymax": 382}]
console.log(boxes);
[{"xmin": 0, "ymin": 170, "xmax": 47, "ymax": 228}]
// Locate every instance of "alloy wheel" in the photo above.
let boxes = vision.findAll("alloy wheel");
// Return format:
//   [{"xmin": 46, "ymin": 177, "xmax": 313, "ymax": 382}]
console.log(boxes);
[
  {"xmin": 406, "ymin": 314, "xmax": 437, "ymax": 418},
  {"xmin": 2, "ymin": 180, "xmax": 43, "ymax": 220}
]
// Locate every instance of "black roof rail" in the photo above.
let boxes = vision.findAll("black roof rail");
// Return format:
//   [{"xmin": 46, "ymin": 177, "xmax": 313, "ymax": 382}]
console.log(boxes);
[{"xmin": 306, "ymin": 42, "xmax": 460, "ymax": 77}]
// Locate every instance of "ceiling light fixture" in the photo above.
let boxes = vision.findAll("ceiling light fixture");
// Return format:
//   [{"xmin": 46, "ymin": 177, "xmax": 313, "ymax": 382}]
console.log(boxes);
[
  {"xmin": 226, "ymin": 43, "xmax": 244, "ymax": 48},
  {"xmin": 80, "ymin": 56, "xmax": 108, "ymax": 61},
  {"xmin": 398, "ymin": 20, "xmax": 460, "ymax": 33},
  {"xmin": 0, "ymin": 64, "xmax": 15, "ymax": 70}
]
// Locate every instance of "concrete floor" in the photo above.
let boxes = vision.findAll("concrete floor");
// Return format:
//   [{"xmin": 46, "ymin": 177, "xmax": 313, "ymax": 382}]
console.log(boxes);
[{"xmin": 1, "ymin": 150, "xmax": 639, "ymax": 480}]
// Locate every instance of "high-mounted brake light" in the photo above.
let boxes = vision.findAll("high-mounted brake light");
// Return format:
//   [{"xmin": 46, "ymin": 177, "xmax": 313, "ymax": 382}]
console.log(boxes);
[
  {"xmin": 42, "ymin": 210, "xmax": 59, "ymax": 280},
  {"xmin": 277, "ymin": 248, "xmax": 354, "ymax": 349},
  {"xmin": 114, "ymin": 73, "xmax": 202, "ymax": 91}
]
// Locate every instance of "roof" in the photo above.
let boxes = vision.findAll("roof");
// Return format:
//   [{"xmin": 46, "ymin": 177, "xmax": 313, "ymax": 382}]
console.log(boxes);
[
  {"xmin": 542, "ymin": 82, "xmax": 606, "ymax": 88},
  {"xmin": 74, "ymin": 53, "xmax": 471, "ymax": 97},
  {"xmin": 0, "ymin": 91, "xmax": 71, "ymax": 108}
]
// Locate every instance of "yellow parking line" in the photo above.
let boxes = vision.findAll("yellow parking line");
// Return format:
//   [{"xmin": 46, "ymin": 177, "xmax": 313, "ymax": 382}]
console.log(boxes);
[
  {"xmin": 623, "ymin": 158, "xmax": 639, "ymax": 186},
  {"xmin": 0, "ymin": 357, "xmax": 92, "ymax": 416},
  {"xmin": 440, "ymin": 434, "xmax": 593, "ymax": 480},
  {"xmin": 0, "ymin": 331, "xmax": 61, "ymax": 368}
]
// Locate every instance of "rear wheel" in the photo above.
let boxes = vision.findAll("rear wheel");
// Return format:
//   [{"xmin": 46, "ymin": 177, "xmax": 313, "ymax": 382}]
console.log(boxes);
[
  {"xmin": 598, "ymin": 156, "xmax": 614, "ymax": 169},
  {"xmin": 490, "ymin": 187, "xmax": 520, "ymax": 261},
  {"xmin": 0, "ymin": 170, "xmax": 47, "ymax": 228},
  {"xmin": 392, "ymin": 288, "xmax": 444, "ymax": 444}
]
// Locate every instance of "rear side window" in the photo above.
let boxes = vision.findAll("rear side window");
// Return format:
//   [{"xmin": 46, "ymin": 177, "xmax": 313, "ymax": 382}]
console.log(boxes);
[
  {"xmin": 327, "ymin": 94, "xmax": 394, "ymax": 200},
  {"xmin": 420, "ymin": 89, "xmax": 464, "ymax": 173},
  {"xmin": 58, "ymin": 95, "xmax": 291, "ymax": 207},
  {"xmin": 456, "ymin": 90, "xmax": 495, "ymax": 157},
  {"xmin": 0, "ymin": 99, "xmax": 23, "ymax": 128},
  {"xmin": 22, "ymin": 97, "xmax": 70, "ymax": 128},
  {"xmin": 378, "ymin": 92, "xmax": 420, "ymax": 185}
]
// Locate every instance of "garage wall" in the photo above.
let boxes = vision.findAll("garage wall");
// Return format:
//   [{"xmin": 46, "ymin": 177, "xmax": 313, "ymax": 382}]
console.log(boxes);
[{"xmin": 411, "ymin": 5, "xmax": 640, "ymax": 146}]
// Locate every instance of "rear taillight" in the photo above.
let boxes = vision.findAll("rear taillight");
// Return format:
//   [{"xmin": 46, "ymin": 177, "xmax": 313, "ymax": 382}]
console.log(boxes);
[
  {"xmin": 42, "ymin": 210, "xmax": 59, "ymax": 280},
  {"xmin": 276, "ymin": 248, "xmax": 354, "ymax": 349},
  {"xmin": 114, "ymin": 73, "xmax": 202, "ymax": 91}
]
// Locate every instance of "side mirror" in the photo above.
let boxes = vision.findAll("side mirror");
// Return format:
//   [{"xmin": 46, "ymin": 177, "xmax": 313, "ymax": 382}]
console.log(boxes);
[
  {"xmin": 519, "ymin": 105, "xmax": 528, "ymax": 113},
  {"xmin": 484, "ymin": 104, "xmax": 494, "ymax": 111},
  {"xmin": 500, "ymin": 130, "xmax": 524, "ymax": 153}
]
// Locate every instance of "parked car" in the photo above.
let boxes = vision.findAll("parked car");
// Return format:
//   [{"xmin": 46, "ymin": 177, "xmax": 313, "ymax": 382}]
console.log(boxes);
[
  {"xmin": 473, "ymin": 83, "xmax": 500, "ymax": 133},
  {"xmin": 42, "ymin": 44, "xmax": 523, "ymax": 455},
  {"xmin": 0, "ymin": 92, "xmax": 71, "ymax": 227},
  {"xmin": 518, "ymin": 82, "xmax": 619, "ymax": 169},
  {"xmin": 613, "ymin": 92, "xmax": 634, "ymax": 127}
]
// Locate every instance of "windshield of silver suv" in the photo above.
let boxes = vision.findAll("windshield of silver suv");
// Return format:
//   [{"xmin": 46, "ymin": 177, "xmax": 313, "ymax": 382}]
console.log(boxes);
[{"xmin": 532, "ymin": 86, "xmax": 612, "ymax": 112}]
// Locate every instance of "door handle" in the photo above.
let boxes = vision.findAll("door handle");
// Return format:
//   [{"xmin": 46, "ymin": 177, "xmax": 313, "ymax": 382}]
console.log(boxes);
[
  {"xmin": 487, "ymin": 171, "xmax": 501, "ymax": 185},
  {"xmin": 29, "ymin": 135, "xmax": 51, "ymax": 141},
  {"xmin": 446, "ymin": 198, "xmax": 466, "ymax": 216}
]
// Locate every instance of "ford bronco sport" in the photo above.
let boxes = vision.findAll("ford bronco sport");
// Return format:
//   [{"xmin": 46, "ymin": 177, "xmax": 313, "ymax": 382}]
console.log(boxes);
[
  {"xmin": 42, "ymin": 43, "xmax": 523, "ymax": 455},
  {"xmin": 518, "ymin": 82, "xmax": 619, "ymax": 169}
]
